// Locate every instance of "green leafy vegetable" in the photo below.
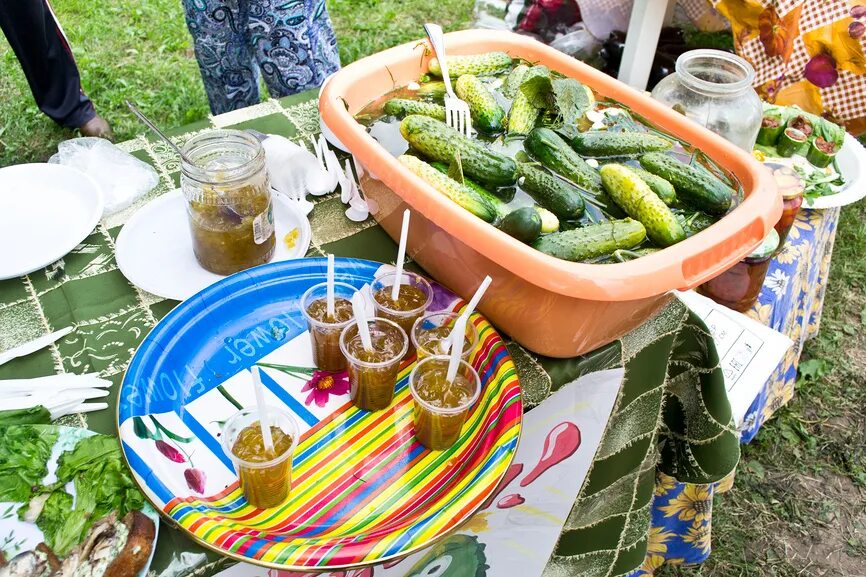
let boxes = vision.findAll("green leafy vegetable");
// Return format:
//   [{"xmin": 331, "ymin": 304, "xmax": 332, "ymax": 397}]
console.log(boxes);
[
  {"xmin": 0, "ymin": 406, "xmax": 51, "ymax": 426},
  {"xmin": 795, "ymin": 165, "xmax": 845, "ymax": 200},
  {"xmin": 550, "ymin": 78, "xmax": 591, "ymax": 126},
  {"xmin": 34, "ymin": 491, "xmax": 91, "ymax": 557},
  {"xmin": 4, "ymin": 429, "xmax": 147, "ymax": 557},
  {"xmin": 519, "ymin": 73, "xmax": 553, "ymax": 110},
  {"xmin": 518, "ymin": 74, "xmax": 591, "ymax": 126},
  {"xmin": 0, "ymin": 426, "xmax": 58, "ymax": 502}
]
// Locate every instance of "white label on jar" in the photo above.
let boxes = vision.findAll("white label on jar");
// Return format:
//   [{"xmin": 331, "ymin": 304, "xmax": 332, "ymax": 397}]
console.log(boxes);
[{"xmin": 253, "ymin": 203, "xmax": 274, "ymax": 244}]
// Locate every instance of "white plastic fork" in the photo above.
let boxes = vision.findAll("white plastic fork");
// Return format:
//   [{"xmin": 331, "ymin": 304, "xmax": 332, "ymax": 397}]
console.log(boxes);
[{"xmin": 424, "ymin": 23, "xmax": 471, "ymax": 137}]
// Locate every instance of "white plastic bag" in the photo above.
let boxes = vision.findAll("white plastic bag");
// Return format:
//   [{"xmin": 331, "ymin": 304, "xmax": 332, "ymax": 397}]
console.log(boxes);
[
  {"xmin": 48, "ymin": 137, "xmax": 158, "ymax": 216},
  {"xmin": 577, "ymin": 0, "xmax": 634, "ymax": 40}
]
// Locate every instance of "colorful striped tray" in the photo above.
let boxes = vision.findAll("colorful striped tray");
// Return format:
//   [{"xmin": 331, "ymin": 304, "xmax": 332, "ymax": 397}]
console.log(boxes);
[{"xmin": 117, "ymin": 258, "xmax": 521, "ymax": 570}]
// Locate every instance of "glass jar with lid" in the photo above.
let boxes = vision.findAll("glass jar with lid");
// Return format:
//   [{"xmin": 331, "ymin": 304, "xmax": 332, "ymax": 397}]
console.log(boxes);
[
  {"xmin": 180, "ymin": 130, "xmax": 275, "ymax": 275},
  {"xmin": 697, "ymin": 228, "xmax": 780, "ymax": 313},
  {"xmin": 651, "ymin": 49, "xmax": 763, "ymax": 152},
  {"xmin": 764, "ymin": 162, "xmax": 805, "ymax": 250}
]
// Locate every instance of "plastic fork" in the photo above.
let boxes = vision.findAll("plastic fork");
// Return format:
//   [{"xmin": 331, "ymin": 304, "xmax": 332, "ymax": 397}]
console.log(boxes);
[{"xmin": 424, "ymin": 23, "xmax": 471, "ymax": 137}]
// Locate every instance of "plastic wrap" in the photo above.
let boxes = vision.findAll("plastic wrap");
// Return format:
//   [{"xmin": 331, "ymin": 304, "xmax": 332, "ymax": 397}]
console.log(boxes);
[{"xmin": 48, "ymin": 137, "xmax": 158, "ymax": 216}]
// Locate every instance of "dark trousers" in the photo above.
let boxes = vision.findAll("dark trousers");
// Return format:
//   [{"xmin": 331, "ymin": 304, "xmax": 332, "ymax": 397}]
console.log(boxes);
[{"xmin": 0, "ymin": 0, "xmax": 95, "ymax": 128}]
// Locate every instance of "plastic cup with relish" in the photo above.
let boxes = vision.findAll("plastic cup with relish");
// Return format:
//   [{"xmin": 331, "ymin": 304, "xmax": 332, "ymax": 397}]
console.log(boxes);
[
  {"xmin": 370, "ymin": 271, "xmax": 432, "ymax": 349},
  {"xmin": 301, "ymin": 281, "xmax": 356, "ymax": 372},
  {"xmin": 411, "ymin": 311, "xmax": 478, "ymax": 360},
  {"xmin": 410, "ymin": 355, "xmax": 481, "ymax": 450},
  {"xmin": 339, "ymin": 318, "xmax": 408, "ymax": 411},
  {"xmin": 222, "ymin": 406, "xmax": 299, "ymax": 509}
]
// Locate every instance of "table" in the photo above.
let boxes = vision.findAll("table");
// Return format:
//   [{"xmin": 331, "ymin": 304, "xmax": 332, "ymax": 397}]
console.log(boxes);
[{"xmin": 0, "ymin": 90, "xmax": 751, "ymax": 577}]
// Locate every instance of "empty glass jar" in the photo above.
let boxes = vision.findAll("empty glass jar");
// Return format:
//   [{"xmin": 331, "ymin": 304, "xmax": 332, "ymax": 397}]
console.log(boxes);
[{"xmin": 651, "ymin": 49, "xmax": 763, "ymax": 152}]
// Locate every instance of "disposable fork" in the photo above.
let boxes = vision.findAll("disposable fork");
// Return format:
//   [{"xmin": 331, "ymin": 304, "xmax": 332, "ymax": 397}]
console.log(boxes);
[{"xmin": 424, "ymin": 23, "xmax": 471, "ymax": 136}]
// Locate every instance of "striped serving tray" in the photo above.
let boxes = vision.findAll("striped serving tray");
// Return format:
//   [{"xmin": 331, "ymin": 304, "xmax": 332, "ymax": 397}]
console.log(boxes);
[{"xmin": 118, "ymin": 257, "xmax": 521, "ymax": 570}]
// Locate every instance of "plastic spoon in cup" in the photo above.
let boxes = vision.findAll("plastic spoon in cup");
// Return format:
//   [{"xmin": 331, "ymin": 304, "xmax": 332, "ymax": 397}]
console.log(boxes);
[
  {"xmin": 352, "ymin": 290, "xmax": 374, "ymax": 352},
  {"xmin": 441, "ymin": 275, "xmax": 492, "ymax": 354},
  {"xmin": 445, "ymin": 317, "xmax": 467, "ymax": 385},
  {"xmin": 326, "ymin": 253, "xmax": 335, "ymax": 318},
  {"xmin": 250, "ymin": 366, "xmax": 274, "ymax": 453},
  {"xmin": 391, "ymin": 209, "xmax": 411, "ymax": 302}
]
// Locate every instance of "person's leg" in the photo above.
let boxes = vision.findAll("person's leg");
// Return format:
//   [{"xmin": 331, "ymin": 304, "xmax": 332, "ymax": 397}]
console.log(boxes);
[
  {"xmin": 248, "ymin": 0, "xmax": 340, "ymax": 99},
  {"xmin": 0, "ymin": 0, "xmax": 102, "ymax": 130},
  {"xmin": 182, "ymin": 0, "xmax": 261, "ymax": 115}
]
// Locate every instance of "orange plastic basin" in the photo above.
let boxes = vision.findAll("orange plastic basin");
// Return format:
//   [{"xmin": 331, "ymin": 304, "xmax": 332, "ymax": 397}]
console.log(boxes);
[{"xmin": 320, "ymin": 29, "xmax": 781, "ymax": 358}]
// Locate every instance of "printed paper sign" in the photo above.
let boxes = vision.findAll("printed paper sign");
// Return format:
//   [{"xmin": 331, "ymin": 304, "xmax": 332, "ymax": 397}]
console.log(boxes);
[{"xmin": 676, "ymin": 290, "xmax": 793, "ymax": 427}]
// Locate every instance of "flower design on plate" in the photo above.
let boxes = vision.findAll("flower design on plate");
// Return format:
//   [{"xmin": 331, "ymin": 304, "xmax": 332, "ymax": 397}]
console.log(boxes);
[
  {"xmin": 302, "ymin": 370, "xmax": 351, "ymax": 407},
  {"xmin": 184, "ymin": 468, "xmax": 207, "ymax": 494}
]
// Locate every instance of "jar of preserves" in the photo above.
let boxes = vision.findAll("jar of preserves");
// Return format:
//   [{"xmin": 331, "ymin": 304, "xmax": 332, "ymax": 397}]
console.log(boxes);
[
  {"xmin": 697, "ymin": 229, "xmax": 780, "ymax": 313},
  {"xmin": 651, "ymin": 49, "xmax": 763, "ymax": 152},
  {"xmin": 180, "ymin": 130, "xmax": 275, "ymax": 275},
  {"xmin": 764, "ymin": 162, "xmax": 805, "ymax": 250}
]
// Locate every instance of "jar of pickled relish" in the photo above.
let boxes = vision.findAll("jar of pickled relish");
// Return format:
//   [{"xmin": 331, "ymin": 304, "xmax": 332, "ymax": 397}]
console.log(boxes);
[
  {"xmin": 181, "ymin": 130, "xmax": 275, "ymax": 275},
  {"xmin": 764, "ymin": 163, "xmax": 805, "ymax": 250},
  {"xmin": 697, "ymin": 229, "xmax": 780, "ymax": 313}
]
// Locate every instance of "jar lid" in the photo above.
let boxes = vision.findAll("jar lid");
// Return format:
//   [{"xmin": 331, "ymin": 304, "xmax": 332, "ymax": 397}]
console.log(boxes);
[
  {"xmin": 766, "ymin": 163, "xmax": 805, "ymax": 200},
  {"xmin": 748, "ymin": 228, "xmax": 780, "ymax": 259}
]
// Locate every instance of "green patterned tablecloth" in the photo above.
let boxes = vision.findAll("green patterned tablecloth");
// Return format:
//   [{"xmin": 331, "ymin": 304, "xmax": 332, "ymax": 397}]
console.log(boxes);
[{"xmin": 0, "ymin": 91, "xmax": 739, "ymax": 577}]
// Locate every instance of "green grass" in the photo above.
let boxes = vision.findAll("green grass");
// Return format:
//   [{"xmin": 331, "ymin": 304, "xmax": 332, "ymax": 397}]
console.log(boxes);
[
  {"xmin": 2, "ymin": 1, "xmax": 864, "ymax": 574},
  {"xmin": 0, "ymin": 0, "xmax": 474, "ymax": 166}
]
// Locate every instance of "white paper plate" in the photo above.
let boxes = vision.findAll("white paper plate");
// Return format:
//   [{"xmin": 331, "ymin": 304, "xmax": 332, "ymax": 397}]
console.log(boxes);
[
  {"xmin": 0, "ymin": 426, "xmax": 159, "ymax": 577},
  {"xmin": 803, "ymin": 133, "xmax": 866, "ymax": 210},
  {"xmin": 116, "ymin": 189, "xmax": 311, "ymax": 301},
  {"xmin": 0, "ymin": 163, "xmax": 103, "ymax": 280}
]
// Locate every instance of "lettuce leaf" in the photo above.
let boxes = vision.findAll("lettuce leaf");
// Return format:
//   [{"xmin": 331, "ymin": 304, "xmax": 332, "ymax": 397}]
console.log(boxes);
[
  {"xmin": 0, "ymin": 426, "xmax": 58, "ymax": 502},
  {"xmin": 0, "ymin": 406, "xmax": 51, "ymax": 426},
  {"xmin": 35, "ymin": 490, "xmax": 92, "ymax": 556},
  {"xmin": 27, "ymin": 433, "xmax": 145, "ymax": 556}
]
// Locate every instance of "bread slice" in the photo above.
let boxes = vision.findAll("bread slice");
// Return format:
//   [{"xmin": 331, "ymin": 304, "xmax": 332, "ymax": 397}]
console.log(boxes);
[{"xmin": 100, "ymin": 511, "xmax": 155, "ymax": 577}]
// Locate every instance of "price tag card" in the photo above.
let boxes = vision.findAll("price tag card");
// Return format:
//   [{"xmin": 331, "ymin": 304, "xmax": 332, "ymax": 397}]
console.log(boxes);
[{"xmin": 676, "ymin": 290, "xmax": 793, "ymax": 427}]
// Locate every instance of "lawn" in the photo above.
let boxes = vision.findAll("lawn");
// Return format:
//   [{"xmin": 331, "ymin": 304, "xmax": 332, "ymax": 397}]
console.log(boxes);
[{"xmin": 1, "ymin": 1, "xmax": 864, "ymax": 574}]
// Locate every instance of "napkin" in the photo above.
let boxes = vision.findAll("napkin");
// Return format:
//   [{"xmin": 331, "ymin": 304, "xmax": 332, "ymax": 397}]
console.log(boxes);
[{"xmin": 262, "ymin": 135, "xmax": 337, "ymax": 197}]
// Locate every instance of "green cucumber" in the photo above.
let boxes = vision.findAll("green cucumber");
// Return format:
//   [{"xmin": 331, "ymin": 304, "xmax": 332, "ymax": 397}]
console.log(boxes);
[
  {"xmin": 568, "ymin": 131, "xmax": 673, "ymax": 157},
  {"xmin": 630, "ymin": 167, "xmax": 676, "ymax": 205},
  {"xmin": 502, "ymin": 64, "xmax": 529, "ymax": 99},
  {"xmin": 454, "ymin": 74, "xmax": 505, "ymax": 133},
  {"xmin": 507, "ymin": 93, "xmax": 540, "ymax": 135},
  {"xmin": 518, "ymin": 164, "xmax": 585, "ymax": 219},
  {"xmin": 497, "ymin": 207, "xmax": 541, "ymax": 243},
  {"xmin": 401, "ymin": 115, "xmax": 518, "ymax": 186},
  {"xmin": 757, "ymin": 114, "xmax": 784, "ymax": 146},
  {"xmin": 430, "ymin": 162, "xmax": 508, "ymax": 219},
  {"xmin": 532, "ymin": 219, "xmax": 647, "ymax": 262},
  {"xmin": 428, "ymin": 52, "xmax": 513, "ymax": 77},
  {"xmin": 777, "ymin": 127, "xmax": 808, "ymax": 157},
  {"xmin": 806, "ymin": 137, "xmax": 838, "ymax": 168},
  {"xmin": 429, "ymin": 162, "xmax": 557, "ymax": 231},
  {"xmin": 600, "ymin": 164, "xmax": 685, "ymax": 247},
  {"xmin": 507, "ymin": 65, "xmax": 550, "ymax": 136},
  {"xmin": 537, "ymin": 207, "xmax": 560, "ymax": 233},
  {"xmin": 524, "ymin": 127, "xmax": 603, "ymax": 195},
  {"xmin": 638, "ymin": 152, "xmax": 733, "ymax": 215},
  {"xmin": 399, "ymin": 155, "xmax": 497, "ymax": 222},
  {"xmin": 416, "ymin": 81, "xmax": 446, "ymax": 100},
  {"xmin": 383, "ymin": 98, "xmax": 446, "ymax": 120}
]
